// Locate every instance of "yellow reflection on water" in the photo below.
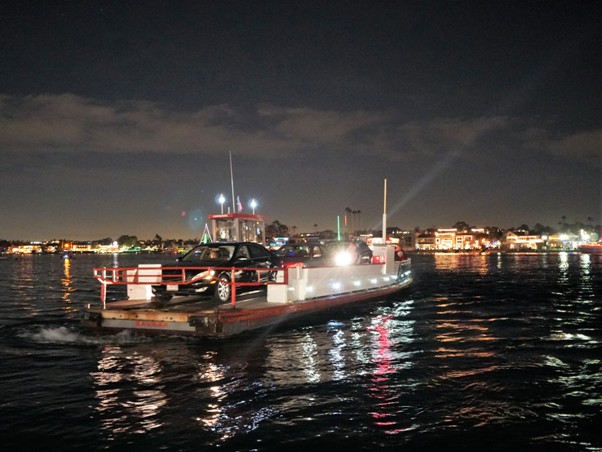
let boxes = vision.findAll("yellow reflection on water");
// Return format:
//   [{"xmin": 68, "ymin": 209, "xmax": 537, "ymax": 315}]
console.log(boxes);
[
  {"xmin": 429, "ymin": 282, "xmax": 504, "ymax": 427},
  {"xmin": 433, "ymin": 252, "xmax": 493, "ymax": 275},
  {"xmin": 579, "ymin": 253, "xmax": 593, "ymax": 298},
  {"xmin": 10, "ymin": 255, "xmax": 36, "ymax": 304},
  {"xmin": 558, "ymin": 252, "xmax": 570, "ymax": 284},
  {"xmin": 432, "ymin": 312, "xmax": 507, "ymax": 426},
  {"xmin": 195, "ymin": 360, "xmax": 227, "ymax": 431},
  {"xmin": 92, "ymin": 345, "xmax": 167, "ymax": 436},
  {"xmin": 444, "ymin": 399, "xmax": 518, "ymax": 428},
  {"xmin": 61, "ymin": 257, "xmax": 74, "ymax": 306}
]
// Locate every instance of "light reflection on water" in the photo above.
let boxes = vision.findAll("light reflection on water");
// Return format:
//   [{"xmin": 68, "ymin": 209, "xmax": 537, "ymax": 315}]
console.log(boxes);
[
  {"xmin": 0, "ymin": 252, "xmax": 600, "ymax": 450},
  {"xmin": 92, "ymin": 344, "xmax": 168, "ymax": 435},
  {"xmin": 61, "ymin": 257, "xmax": 76, "ymax": 308}
]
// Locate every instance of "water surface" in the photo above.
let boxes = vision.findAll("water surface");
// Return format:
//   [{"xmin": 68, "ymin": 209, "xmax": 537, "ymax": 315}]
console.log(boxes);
[{"xmin": 0, "ymin": 252, "xmax": 600, "ymax": 451}]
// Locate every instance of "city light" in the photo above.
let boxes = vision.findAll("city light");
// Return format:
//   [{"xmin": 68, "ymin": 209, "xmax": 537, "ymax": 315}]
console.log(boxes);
[
  {"xmin": 218, "ymin": 194, "xmax": 226, "ymax": 214},
  {"xmin": 250, "ymin": 198, "xmax": 257, "ymax": 214}
]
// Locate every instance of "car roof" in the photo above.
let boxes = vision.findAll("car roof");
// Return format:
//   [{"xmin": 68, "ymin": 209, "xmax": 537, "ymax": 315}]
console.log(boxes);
[{"xmin": 327, "ymin": 239, "xmax": 367, "ymax": 243}]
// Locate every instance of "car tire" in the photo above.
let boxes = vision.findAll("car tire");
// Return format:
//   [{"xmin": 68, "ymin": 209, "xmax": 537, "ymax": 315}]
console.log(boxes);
[
  {"xmin": 267, "ymin": 265, "xmax": 278, "ymax": 282},
  {"xmin": 212, "ymin": 272, "xmax": 231, "ymax": 303},
  {"xmin": 152, "ymin": 288, "xmax": 173, "ymax": 302}
]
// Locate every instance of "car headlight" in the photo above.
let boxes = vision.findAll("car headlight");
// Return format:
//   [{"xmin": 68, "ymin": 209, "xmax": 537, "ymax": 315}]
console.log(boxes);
[
  {"xmin": 189, "ymin": 269, "xmax": 215, "ymax": 282},
  {"xmin": 334, "ymin": 251, "xmax": 353, "ymax": 266}
]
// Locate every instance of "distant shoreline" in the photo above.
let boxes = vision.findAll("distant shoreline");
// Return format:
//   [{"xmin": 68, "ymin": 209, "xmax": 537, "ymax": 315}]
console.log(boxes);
[{"xmin": 410, "ymin": 249, "xmax": 584, "ymax": 254}]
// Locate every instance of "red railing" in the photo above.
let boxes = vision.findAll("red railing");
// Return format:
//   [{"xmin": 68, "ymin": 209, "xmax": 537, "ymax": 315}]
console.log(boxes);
[{"xmin": 93, "ymin": 265, "xmax": 287, "ymax": 307}]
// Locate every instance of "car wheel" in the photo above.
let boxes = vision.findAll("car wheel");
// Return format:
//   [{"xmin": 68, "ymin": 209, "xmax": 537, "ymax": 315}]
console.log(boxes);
[
  {"xmin": 267, "ymin": 265, "xmax": 278, "ymax": 282},
  {"xmin": 152, "ymin": 287, "xmax": 173, "ymax": 302},
  {"xmin": 212, "ymin": 272, "xmax": 231, "ymax": 303}
]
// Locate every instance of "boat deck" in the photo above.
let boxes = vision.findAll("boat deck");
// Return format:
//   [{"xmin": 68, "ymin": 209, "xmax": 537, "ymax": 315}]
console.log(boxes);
[{"xmin": 99, "ymin": 289, "xmax": 277, "ymax": 314}]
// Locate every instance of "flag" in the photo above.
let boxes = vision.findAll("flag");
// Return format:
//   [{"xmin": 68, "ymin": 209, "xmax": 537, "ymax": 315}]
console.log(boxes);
[{"xmin": 237, "ymin": 196, "xmax": 243, "ymax": 212}]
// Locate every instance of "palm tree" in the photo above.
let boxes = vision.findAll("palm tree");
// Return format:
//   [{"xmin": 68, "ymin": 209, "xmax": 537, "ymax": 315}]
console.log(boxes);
[{"xmin": 345, "ymin": 207, "xmax": 352, "ymax": 232}]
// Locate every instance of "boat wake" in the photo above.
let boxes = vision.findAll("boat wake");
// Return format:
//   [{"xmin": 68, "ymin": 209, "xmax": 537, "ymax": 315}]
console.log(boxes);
[{"xmin": 18, "ymin": 325, "xmax": 152, "ymax": 345}]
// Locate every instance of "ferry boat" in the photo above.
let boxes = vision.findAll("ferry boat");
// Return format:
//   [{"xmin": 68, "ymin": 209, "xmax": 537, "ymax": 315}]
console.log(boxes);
[
  {"xmin": 81, "ymin": 240, "xmax": 412, "ymax": 338},
  {"xmin": 578, "ymin": 241, "xmax": 602, "ymax": 254},
  {"xmin": 81, "ymin": 186, "xmax": 414, "ymax": 337}
]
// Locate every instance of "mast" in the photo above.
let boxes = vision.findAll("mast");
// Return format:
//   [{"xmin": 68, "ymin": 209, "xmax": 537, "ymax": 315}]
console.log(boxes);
[
  {"xmin": 382, "ymin": 178, "xmax": 387, "ymax": 242},
  {"xmin": 229, "ymin": 151, "xmax": 235, "ymax": 213}
]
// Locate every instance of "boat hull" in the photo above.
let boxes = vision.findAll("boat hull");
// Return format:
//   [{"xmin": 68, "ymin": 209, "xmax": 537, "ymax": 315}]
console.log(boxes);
[{"xmin": 579, "ymin": 244, "xmax": 602, "ymax": 254}]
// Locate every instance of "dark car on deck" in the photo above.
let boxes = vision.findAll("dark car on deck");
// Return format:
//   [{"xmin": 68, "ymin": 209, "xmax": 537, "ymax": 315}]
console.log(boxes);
[
  {"xmin": 152, "ymin": 242, "xmax": 282, "ymax": 303},
  {"xmin": 274, "ymin": 242, "xmax": 330, "ymax": 267}
]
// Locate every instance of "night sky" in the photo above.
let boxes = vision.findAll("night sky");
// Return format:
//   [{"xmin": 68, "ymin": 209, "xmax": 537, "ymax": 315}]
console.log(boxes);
[{"xmin": 1, "ymin": 0, "xmax": 600, "ymax": 241}]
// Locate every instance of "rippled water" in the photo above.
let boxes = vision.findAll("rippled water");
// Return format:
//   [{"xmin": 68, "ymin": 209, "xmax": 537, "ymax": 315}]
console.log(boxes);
[{"xmin": 0, "ymin": 252, "xmax": 600, "ymax": 451}]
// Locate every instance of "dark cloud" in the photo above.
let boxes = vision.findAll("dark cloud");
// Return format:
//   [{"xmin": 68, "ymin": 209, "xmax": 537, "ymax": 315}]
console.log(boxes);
[
  {"xmin": 0, "ymin": 1, "xmax": 600, "ymax": 240},
  {"xmin": 2, "ymin": 94, "xmax": 599, "ymax": 164}
]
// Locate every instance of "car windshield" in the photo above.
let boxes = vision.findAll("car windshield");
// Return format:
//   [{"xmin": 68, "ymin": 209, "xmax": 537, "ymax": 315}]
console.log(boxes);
[
  {"xmin": 277, "ymin": 245, "xmax": 311, "ymax": 257},
  {"xmin": 180, "ymin": 245, "xmax": 234, "ymax": 262},
  {"xmin": 277, "ymin": 244, "xmax": 327, "ymax": 259}
]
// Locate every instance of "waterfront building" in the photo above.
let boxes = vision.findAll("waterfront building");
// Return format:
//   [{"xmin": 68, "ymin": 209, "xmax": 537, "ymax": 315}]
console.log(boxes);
[
  {"xmin": 415, "ymin": 228, "xmax": 494, "ymax": 251},
  {"xmin": 501, "ymin": 231, "xmax": 544, "ymax": 251},
  {"xmin": 546, "ymin": 232, "xmax": 580, "ymax": 250},
  {"xmin": 415, "ymin": 232, "xmax": 437, "ymax": 250},
  {"xmin": 8, "ymin": 244, "xmax": 43, "ymax": 254}
]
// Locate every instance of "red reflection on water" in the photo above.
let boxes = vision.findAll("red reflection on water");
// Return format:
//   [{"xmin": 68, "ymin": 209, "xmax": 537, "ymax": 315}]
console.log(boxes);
[{"xmin": 368, "ymin": 315, "xmax": 414, "ymax": 434}]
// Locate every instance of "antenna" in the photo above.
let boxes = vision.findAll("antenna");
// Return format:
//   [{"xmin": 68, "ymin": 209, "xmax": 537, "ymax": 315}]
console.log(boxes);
[
  {"xmin": 382, "ymin": 178, "xmax": 387, "ymax": 242},
  {"xmin": 229, "ymin": 151, "xmax": 235, "ymax": 213}
]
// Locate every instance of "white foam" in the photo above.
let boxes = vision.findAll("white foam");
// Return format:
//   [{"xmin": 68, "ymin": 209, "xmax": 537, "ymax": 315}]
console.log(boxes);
[{"xmin": 22, "ymin": 326, "xmax": 151, "ymax": 345}]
